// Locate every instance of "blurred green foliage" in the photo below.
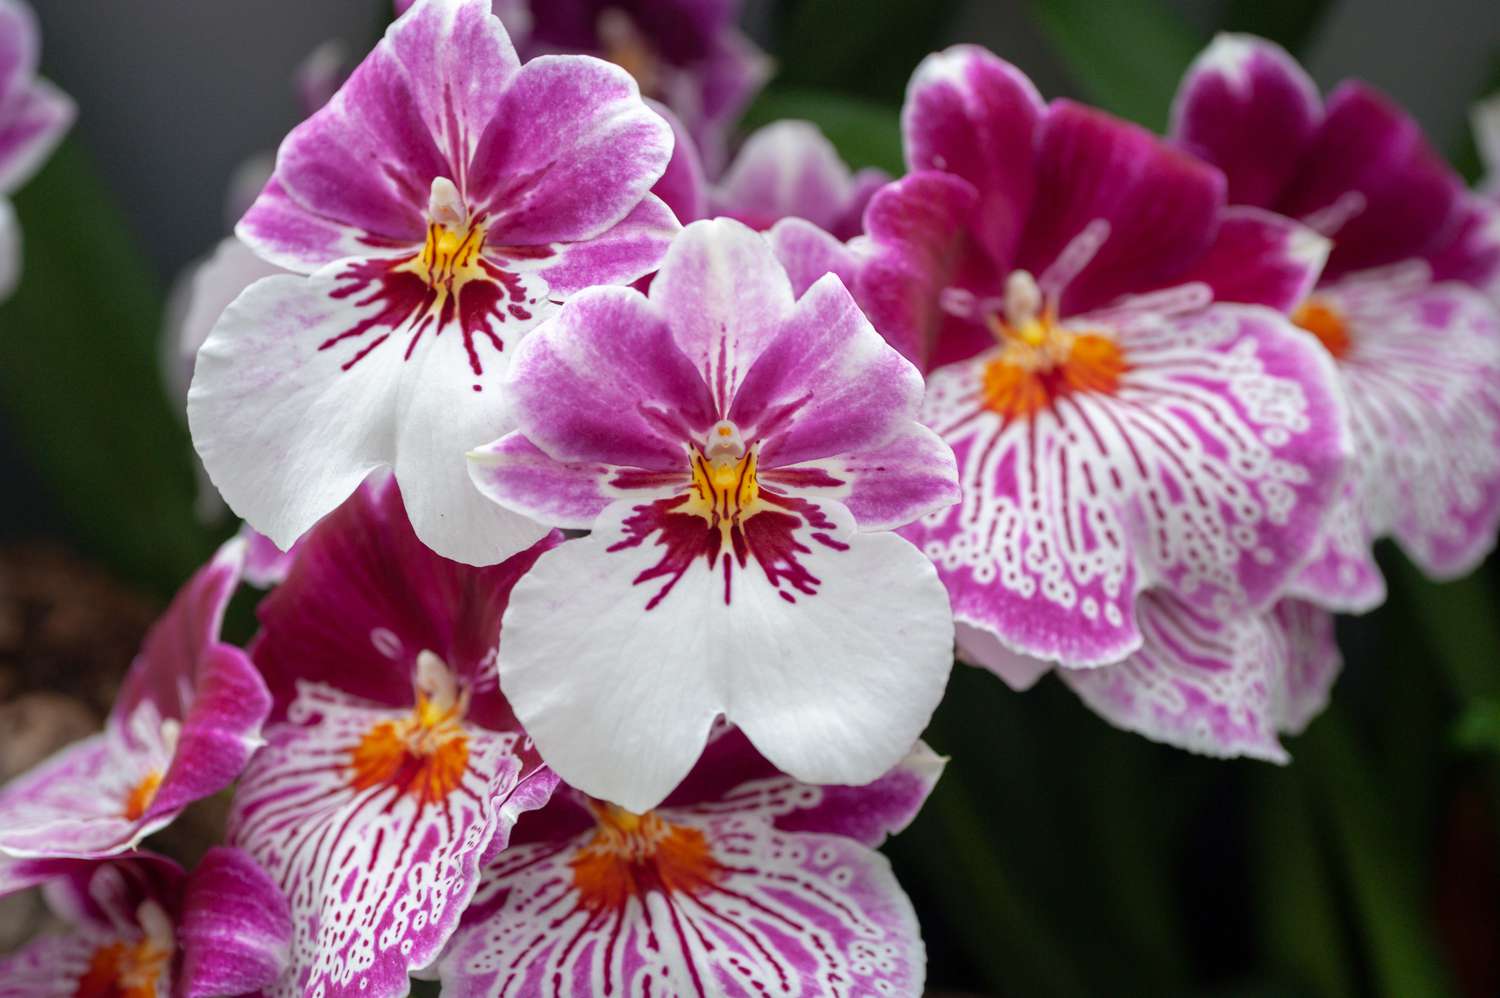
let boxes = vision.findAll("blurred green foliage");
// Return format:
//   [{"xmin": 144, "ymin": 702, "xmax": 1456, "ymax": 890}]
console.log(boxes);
[{"xmin": 2, "ymin": 0, "xmax": 1498, "ymax": 995}]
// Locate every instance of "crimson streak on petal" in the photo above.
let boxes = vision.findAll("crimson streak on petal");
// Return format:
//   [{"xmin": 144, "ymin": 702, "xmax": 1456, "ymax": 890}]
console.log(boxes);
[{"xmin": 610, "ymin": 489, "xmax": 849, "ymax": 609}]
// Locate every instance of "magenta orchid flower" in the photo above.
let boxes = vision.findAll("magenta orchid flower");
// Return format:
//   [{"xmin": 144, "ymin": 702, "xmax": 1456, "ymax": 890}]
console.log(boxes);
[
  {"xmin": 1173, "ymin": 34, "xmax": 1500, "ymax": 611},
  {"xmin": 0, "ymin": 850, "xmax": 293, "ymax": 998},
  {"xmin": 652, "ymin": 103, "xmax": 888, "ymax": 242},
  {"xmin": 227, "ymin": 477, "xmax": 561, "ymax": 998},
  {"xmin": 0, "ymin": 0, "xmax": 74, "ymax": 301},
  {"xmin": 0, "ymin": 540, "xmax": 268, "ymax": 860},
  {"xmin": 839, "ymin": 45, "xmax": 1348, "ymax": 676},
  {"xmin": 397, "ymin": 0, "xmax": 771, "ymax": 175},
  {"xmin": 439, "ymin": 728, "xmax": 939, "ymax": 997},
  {"xmin": 188, "ymin": 0, "xmax": 679, "ymax": 568},
  {"xmin": 469, "ymin": 217, "xmax": 959, "ymax": 813}
]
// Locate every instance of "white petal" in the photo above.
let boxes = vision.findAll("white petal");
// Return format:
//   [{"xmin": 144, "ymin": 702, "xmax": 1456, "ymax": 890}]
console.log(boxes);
[
  {"xmin": 498, "ymin": 497, "xmax": 954, "ymax": 812},
  {"xmin": 188, "ymin": 270, "xmax": 404, "ymax": 552}
]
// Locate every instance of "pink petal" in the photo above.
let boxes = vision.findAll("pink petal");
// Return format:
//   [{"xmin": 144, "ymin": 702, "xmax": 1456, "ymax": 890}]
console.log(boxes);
[
  {"xmin": 501, "ymin": 284, "xmax": 715, "ymax": 467},
  {"xmin": 760, "ymin": 423, "xmax": 959, "ymax": 532},
  {"xmin": 470, "ymin": 55, "xmax": 672, "ymax": 245},
  {"xmin": 251, "ymin": 476, "xmax": 558, "ymax": 731},
  {"xmin": 730, "ymin": 273, "xmax": 927, "ymax": 469},
  {"xmin": 178, "ymin": 848, "xmax": 293, "ymax": 998},
  {"xmin": 650, "ymin": 217, "xmax": 797, "ymax": 411}
]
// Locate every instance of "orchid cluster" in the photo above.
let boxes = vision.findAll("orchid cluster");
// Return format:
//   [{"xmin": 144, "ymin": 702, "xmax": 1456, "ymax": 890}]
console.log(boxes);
[{"xmin": 4, "ymin": 0, "xmax": 1500, "ymax": 995}]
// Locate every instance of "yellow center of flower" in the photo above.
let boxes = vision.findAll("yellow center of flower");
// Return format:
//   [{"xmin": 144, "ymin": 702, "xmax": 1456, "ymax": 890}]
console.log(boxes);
[
  {"xmin": 686, "ymin": 421, "xmax": 762, "ymax": 527},
  {"xmin": 1292, "ymin": 296, "xmax": 1352, "ymax": 359},
  {"xmin": 348, "ymin": 651, "xmax": 470, "ymax": 806},
  {"xmin": 402, "ymin": 176, "xmax": 488, "ymax": 293},
  {"xmin": 980, "ymin": 270, "xmax": 1126, "ymax": 418},
  {"xmin": 570, "ymin": 802, "xmax": 722, "ymax": 913}
]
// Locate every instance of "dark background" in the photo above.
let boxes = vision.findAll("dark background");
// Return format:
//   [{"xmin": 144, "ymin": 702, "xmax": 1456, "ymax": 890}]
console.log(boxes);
[{"xmin": 3, "ymin": 2, "xmax": 1500, "ymax": 995}]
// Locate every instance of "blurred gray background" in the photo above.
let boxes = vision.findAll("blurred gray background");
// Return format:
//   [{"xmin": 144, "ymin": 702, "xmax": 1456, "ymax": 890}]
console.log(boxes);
[{"xmin": 28, "ymin": 0, "xmax": 1500, "ymax": 286}]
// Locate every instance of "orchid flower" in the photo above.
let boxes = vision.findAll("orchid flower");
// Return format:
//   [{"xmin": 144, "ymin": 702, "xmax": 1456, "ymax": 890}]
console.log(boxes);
[
  {"xmin": 226, "ymin": 477, "xmax": 561, "ymax": 998},
  {"xmin": 0, "ymin": 850, "xmax": 292, "ymax": 998},
  {"xmin": 469, "ymin": 217, "xmax": 960, "ymax": 812},
  {"xmin": 396, "ymin": 0, "xmax": 771, "ymax": 175},
  {"xmin": 1173, "ymin": 34, "xmax": 1500, "ymax": 611},
  {"xmin": 817, "ymin": 44, "xmax": 1349, "ymax": 681},
  {"xmin": 0, "ymin": 0, "xmax": 74, "ymax": 301},
  {"xmin": 439, "ymin": 729, "xmax": 940, "ymax": 997},
  {"xmin": 652, "ymin": 102, "xmax": 888, "ymax": 242},
  {"xmin": 188, "ymin": 0, "xmax": 679, "ymax": 568},
  {"xmin": 0, "ymin": 540, "xmax": 267, "ymax": 859}
]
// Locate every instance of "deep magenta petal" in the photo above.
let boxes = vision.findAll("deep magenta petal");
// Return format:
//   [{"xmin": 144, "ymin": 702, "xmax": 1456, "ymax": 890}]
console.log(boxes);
[
  {"xmin": 1016, "ymin": 100, "xmax": 1226, "ymax": 316},
  {"xmin": 855, "ymin": 169, "xmax": 982, "ymax": 370},
  {"xmin": 1280, "ymin": 82, "xmax": 1463, "ymax": 279},
  {"xmin": 251, "ymin": 476, "xmax": 558, "ymax": 732},
  {"xmin": 903, "ymin": 45, "xmax": 1043, "ymax": 270},
  {"xmin": 1169, "ymin": 34, "xmax": 1322, "ymax": 209},
  {"xmin": 1166, "ymin": 205, "xmax": 1329, "ymax": 313}
]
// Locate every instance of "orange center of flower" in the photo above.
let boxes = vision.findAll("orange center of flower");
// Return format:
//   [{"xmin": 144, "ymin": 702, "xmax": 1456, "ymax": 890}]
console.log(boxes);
[
  {"xmin": 1292, "ymin": 297, "xmax": 1352, "ymax": 359},
  {"xmin": 347, "ymin": 652, "xmax": 471, "ymax": 806},
  {"xmin": 570, "ymin": 803, "xmax": 723, "ymax": 913},
  {"xmin": 72, "ymin": 906, "xmax": 174, "ymax": 998},
  {"xmin": 121, "ymin": 771, "xmax": 163, "ymax": 822},
  {"xmin": 980, "ymin": 271, "xmax": 1126, "ymax": 419}
]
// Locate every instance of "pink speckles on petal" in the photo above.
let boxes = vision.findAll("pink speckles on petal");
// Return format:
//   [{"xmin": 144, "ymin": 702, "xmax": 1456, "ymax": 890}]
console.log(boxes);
[
  {"xmin": 909, "ymin": 303, "xmax": 1347, "ymax": 668},
  {"xmin": 1061, "ymin": 591, "xmax": 1338, "ymax": 761}
]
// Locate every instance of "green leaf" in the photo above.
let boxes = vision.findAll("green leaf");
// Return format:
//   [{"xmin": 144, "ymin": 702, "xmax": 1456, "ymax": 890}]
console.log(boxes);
[
  {"xmin": 1392, "ymin": 559, "xmax": 1500, "ymax": 703},
  {"xmin": 1253, "ymin": 767, "xmax": 1355, "ymax": 998},
  {"xmin": 0, "ymin": 141, "xmax": 216, "ymax": 593},
  {"xmin": 1300, "ymin": 708, "xmax": 1456, "ymax": 998},
  {"xmin": 769, "ymin": 0, "xmax": 962, "ymax": 105},
  {"xmin": 741, "ymin": 88, "xmax": 904, "ymax": 175},
  {"xmin": 1028, "ymin": 0, "xmax": 1204, "ymax": 129},
  {"xmin": 1221, "ymin": 0, "xmax": 1334, "ymax": 55},
  {"xmin": 1454, "ymin": 699, "xmax": 1500, "ymax": 755}
]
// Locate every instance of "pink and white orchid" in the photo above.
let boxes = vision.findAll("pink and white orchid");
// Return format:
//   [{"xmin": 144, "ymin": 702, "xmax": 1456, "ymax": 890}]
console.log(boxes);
[
  {"xmin": 0, "ymin": 850, "xmax": 293, "ymax": 998},
  {"xmin": 0, "ymin": 0, "xmax": 74, "ymax": 301},
  {"xmin": 653, "ymin": 104, "xmax": 888, "ymax": 242},
  {"xmin": 188, "ymin": 0, "xmax": 679, "ymax": 568},
  {"xmin": 227, "ymin": 477, "xmax": 560, "ymax": 998},
  {"xmin": 439, "ymin": 729, "xmax": 939, "ymax": 997},
  {"xmin": 0, "ymin": 540, "xmax": 268, "ymax": 860},
  {"xmin": 841, "ymin": 45, "xmax": 1349, "ymax": 680},
  {"xmin": 396, "ymin": 0, "xmax": 771, "ymax": 175},
  {"xmin": 1173, "ymin": 34, "xmax": 1500, "ymax": 611},
  {"xmin": 469, "ymin": 217, "xmax": 960, "ymax": 813}
]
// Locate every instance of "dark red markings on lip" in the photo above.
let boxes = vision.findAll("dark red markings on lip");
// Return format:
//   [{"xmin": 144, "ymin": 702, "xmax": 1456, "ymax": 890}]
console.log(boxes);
[
  {"xmin": 319, "ymin": 254, "xmax": 542, "ymax": 379},
  {"xmin": 608, "ymin": 490, "xmax": 848, "ymax": 610}
]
